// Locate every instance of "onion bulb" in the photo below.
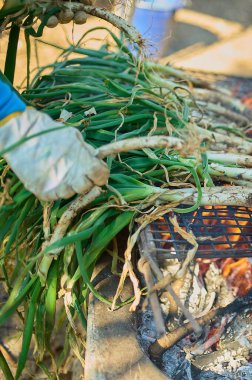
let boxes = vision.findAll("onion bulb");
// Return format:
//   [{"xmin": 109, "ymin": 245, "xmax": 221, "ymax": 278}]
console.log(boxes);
[
  {"xmin": 46, "ymin": 15, "xmax": 59, "ymax": 28},
  {"xmin": 79, "ymin": 0, "xmax": 94, "ymax": 4},
  {"xmin": 58, "ymin": 9, "xmax": 74, "ymax": 24},
  {"xmin": 73, "ymin": 11, "xmax": 87, "ymax": 25}
]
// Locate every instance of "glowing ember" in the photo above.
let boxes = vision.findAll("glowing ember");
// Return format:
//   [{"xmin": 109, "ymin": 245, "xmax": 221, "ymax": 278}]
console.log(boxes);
[
  {"xmin": 220, "ymin": 258, "xmax": 252, "ymax": 296},
  {"xmin": 242, "ymin": 94, "xmax": 252, "ymax": 109}
]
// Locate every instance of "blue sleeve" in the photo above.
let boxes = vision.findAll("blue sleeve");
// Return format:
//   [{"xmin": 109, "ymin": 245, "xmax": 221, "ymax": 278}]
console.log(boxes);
[{"xmin": 0, "ymin": 80, "xmax": 26, "ymax": 121}]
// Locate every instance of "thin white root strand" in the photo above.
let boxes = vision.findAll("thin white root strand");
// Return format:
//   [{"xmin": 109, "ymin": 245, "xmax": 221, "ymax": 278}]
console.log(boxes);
[
  {"xmin": 96, "ymin": 136, "xmax": 183, "ymax": 159},
  {"xmin": 112, "ymin": 224, "xmax": 145, "ymax": 311},
  {"xmin": 49, "ymin": 186, "xmax": 102, "ymax": 250},
  {"xmin": 169, "ymin": 215, "xmax": 198, "ymax": 279},
  {"xmin": 144, "ymin": 242, "xmax": 201, "ymax": 334}
]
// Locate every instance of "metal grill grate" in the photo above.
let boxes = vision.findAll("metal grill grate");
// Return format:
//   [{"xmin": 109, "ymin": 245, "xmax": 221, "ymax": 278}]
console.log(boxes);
[{"xmin": 148, "ymin": 206, "xmax": 252, "ymax": 260}]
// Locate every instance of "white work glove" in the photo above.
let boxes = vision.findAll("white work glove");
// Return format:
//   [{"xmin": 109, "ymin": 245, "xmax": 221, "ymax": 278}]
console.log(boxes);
[{"xmin": 0, "ymin": 108, "xmax": 109, "ymax": 201}]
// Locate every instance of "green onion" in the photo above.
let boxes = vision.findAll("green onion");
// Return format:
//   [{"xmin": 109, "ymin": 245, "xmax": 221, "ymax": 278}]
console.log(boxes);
[{"xmin": 0, "ymin": 28, "xmax": 251, "ymax": 376}]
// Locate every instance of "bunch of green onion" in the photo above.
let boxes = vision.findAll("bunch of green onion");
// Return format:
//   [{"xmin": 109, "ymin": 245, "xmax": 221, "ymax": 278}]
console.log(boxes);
[{"xmin": 0, "ymin": 29, "xmax": 251, "ymax": 379}]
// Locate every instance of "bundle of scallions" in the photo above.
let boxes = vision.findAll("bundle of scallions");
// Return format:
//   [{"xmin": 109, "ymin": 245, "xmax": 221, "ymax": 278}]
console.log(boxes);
[{"xmin": 0, "ymin": 29, "xmax": 252, "ymax": 379}]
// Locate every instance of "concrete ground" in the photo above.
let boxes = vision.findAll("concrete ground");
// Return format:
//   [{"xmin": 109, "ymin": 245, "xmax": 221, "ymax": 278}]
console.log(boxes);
[
  {"xmin": 170, "ymin": 0, "xmax": 252, "ymax": 53},
  {"xmin": 163, "ymin": 0, "xmax": 252, "ymax": 76}
]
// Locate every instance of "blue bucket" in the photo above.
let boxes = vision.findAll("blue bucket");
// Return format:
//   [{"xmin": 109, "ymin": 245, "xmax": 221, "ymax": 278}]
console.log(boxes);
[{"xmin": 131, "ymin": 0, "xmax": 184, "ymax": 57}]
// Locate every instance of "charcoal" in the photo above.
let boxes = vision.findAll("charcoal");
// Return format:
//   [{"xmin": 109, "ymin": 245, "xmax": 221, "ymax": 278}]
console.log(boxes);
[
  {"xmin": 162, "ymin": 344, "xmax": 187, "ymax": 378},
  {"xmin": 219, "ymin": 310, "xmax": 252, "ymax": 349},
  {"xmin": 172, "ymin": 357, "xmax": 198, "ymax": 380},
  {"xmin": 197, "ymin": 370, "xmax": 233, "ymax": 379},
  {"xmin": 192, "ymin": 340, "xmax": 250, "ymax": 375},
  {"xmin": 137, "ymin": 308, "xmax": 157, "ymax": 352}
]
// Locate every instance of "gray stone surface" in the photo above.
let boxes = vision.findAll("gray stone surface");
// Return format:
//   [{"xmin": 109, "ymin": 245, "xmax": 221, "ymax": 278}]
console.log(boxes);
[
  {"xmin": 186, "ymin": 0, "xmax": 252, "ymax": 25},
  {"xmin": 169, "ymin": 0, "xmax": 252, "ymax": 53},
  {"xmin": 85, "ymin": 263, "xmax": 169, "ymax": 380}
]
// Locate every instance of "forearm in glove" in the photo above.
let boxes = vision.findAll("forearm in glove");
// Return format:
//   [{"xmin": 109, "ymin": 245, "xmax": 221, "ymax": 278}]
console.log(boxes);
[{"xmin": 0, "ymin": 81, "xmax": 109, "ymax": 201}]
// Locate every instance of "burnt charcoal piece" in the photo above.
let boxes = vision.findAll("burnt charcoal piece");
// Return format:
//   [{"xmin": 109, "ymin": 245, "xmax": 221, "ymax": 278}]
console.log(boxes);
[
  {"xmin": 192, "ymin": 340, "xmax": 250, "ymax": 375},
  {"xmin": 162, "ymin": 344, "xmax": 187, "ymax": 378},
  {"xmin": 219, "ymin": 310, "xmax": 252, "ymax": 349},
  {"xmin": 172, "ymin": 358, "xmax": 199, "ymax": 380},
  {"xmin": 197, "ymin": 370, "xmax": 233, "ymax": 380}
]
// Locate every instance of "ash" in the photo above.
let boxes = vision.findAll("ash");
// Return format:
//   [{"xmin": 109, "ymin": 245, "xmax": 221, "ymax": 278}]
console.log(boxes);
[
  {"xmin": 137, "ymin": 307, "xmax": 252, "ymax": 379},
  {"xmin": 137, "ymin": 257, "xmax": 252, "ymax": 380},
  {"xmin": 137, "ymin": 308, "xmax": 157, "ymax": 352}
]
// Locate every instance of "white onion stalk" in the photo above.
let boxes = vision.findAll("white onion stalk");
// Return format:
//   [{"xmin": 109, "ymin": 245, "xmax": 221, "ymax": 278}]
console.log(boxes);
[
  {"xmin": 144, "ymin": 68, "xmax": 244, "ymax": 113},
  {"xmin": 38, "ymin": 186, "xmax": 102, "ymax": 284},
  {"xmin": 96, "ymin": 136, "xmax": 183, "ymax": 159},
  {"xmin": 196, "ymin": 126, "xmax": 252, "ymax": 154},
  {"xmin": 64, "ymin": 3, "xmax": 143, "ymax": 45},
  {"xmin": 209, "ymin": 163, "xmax": 252, "ymax": 182},
  {"xmin": 207, "ymin": 152, "xmax": 252, "ymax": 168},
  {"xmin": 157, "ymin": 186, "xmax": 252, "ymax": 207}
]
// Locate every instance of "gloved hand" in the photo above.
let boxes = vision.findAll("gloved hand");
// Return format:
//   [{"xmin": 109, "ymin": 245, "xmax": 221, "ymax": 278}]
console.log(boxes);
[{"xmin": 0, "ymin": 81, "xmax": 109, "ymax": 201}]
